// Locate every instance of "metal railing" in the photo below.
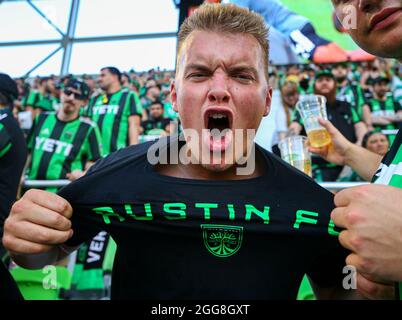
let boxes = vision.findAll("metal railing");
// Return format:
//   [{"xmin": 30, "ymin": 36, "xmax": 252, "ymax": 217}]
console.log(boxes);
[{"xmin": 22, "ymin": 179, "xmax": 369, "ymax": 191}]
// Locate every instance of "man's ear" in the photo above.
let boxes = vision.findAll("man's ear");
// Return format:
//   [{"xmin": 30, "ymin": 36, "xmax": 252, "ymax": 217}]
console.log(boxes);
[
  {"xmin": 264, "ymin": 86, "xmax": 272, "ymax": 117},
  {"xmin": 171, "ymin": 80, "xmax": 178, "ymax": 112}
]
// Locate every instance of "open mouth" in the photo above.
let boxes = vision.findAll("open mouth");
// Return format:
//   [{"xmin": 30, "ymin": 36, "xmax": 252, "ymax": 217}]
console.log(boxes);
[
  {"xmin": 204, "ymin": 109, "xmax": 233, "ymax": 132},
  {"xmin": 203, "ymin": 108, "xmax": 234, "ymax": 153}
]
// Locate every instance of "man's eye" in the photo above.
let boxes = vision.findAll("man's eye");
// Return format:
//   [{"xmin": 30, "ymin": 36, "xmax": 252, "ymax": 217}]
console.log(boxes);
[
  {"xmin": 233, "ymin": 74, "xmax": 253, "ymax": 81},
  {"xmin": 190, "ymin": 73, "xmax": 208, "ymax": 78}
]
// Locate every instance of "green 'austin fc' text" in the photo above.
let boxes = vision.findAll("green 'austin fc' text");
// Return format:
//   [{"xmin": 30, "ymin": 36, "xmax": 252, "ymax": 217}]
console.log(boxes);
[{"xmin": 91, "ymin": 202, "xmax": 340, "ymax": 236}]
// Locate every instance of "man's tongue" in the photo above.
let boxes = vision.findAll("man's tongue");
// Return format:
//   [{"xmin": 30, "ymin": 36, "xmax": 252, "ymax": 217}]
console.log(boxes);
[{"xmin": 203, "ymin": 129, "xmax": 232, "ymax": 152}]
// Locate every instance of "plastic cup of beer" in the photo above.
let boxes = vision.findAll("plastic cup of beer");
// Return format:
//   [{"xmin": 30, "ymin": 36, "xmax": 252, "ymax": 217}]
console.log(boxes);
[
  {"xmin": 278, "ymin": 135, "xmax": 312, "ymax": 177},
  {"xmin": 296, "ymin": 94, "xmax": 331, "ymax": 148}
]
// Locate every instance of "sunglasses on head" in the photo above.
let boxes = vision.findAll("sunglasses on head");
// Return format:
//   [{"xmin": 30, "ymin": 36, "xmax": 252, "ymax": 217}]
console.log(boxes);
[{"xmin": 63, "ymin": 88, "xmax": 86, "ymax": 100}]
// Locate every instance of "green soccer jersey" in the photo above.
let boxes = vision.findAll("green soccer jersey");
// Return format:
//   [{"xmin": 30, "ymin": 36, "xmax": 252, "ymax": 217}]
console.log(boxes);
[
  {"xmin": 372, "ymin": 129, "xmax": 402, "ymax": 299},
  {"xmin": 23, "ymin": 90, "xmax": 59, "ymax": 112},
  {"xmin": 368, "ymin": 95, "xmax": 401, "ymax": 144},
  {"xmin": 336, "ymin": 83, "xmax": 366, "ymax": 119},
  {"xmin": 0, "ymin": 122, "xmax": 12, "ymax": 158},
  {"xmin": 87, "ymin": 89, "xmax": 142, "ymax": 155},
  {"xmin": 394, "ymin": 83, "xmax": 402, "ymax": 107},
  {"xmin": 26, "ymin": 112, "xmax": 102, "ymax": 192}
]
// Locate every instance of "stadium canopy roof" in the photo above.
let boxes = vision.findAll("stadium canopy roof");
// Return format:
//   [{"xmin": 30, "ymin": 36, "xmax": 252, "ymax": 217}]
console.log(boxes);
[{"xmin": 0, "ymin": 0, "xmax": 179, "ymax": 77}]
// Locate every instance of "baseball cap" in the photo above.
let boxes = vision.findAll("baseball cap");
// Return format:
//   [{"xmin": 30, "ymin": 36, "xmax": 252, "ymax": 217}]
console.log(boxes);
[
  {"xmin": 372, "ymin": 76, "xmax": 390, "ymax": 85},
  {"xmin": 331, "ymin": 61, "xmax": 348, "ymax": 69},
  {"xmin": 314, "ymin": 70, "xmax": 335, "ymax": 81},
  {"xmin": 0, "ymin": 73, "xmax": 18, "ymax": 103},
  {"xmin": 64, "ymin": 79, "xmax": 90, "ymax": 99}
]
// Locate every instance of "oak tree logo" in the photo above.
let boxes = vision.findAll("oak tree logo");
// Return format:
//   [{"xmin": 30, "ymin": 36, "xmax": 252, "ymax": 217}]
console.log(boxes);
[{"xmin": 201, "ymin": 224, "xmax": 243, "ymax": 258}]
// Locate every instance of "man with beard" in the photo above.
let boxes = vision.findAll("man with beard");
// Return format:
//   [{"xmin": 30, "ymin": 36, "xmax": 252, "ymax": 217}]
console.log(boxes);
[
  {"xmin": 289, "ymin": 70, "xmax": 367, "ymax": 181},
  {"xmin": 23, "ymin": 77, "xmax": 60, "ymax": 121},
  {"xmin": 25, "ymin": 79, "xmax": 102, "ymax": 192},
  {"xmin": 140, "ymin": 100, "xmax": 172, "ymax": 136},
  {"xmin": 363, "ymin": 76, "xmax": 402, "ymax": 143},
  {"xmin": 306, "ymin": 0, "xmax": 402, "ymax": 299},
  {"xmin": 86, "ymin": 67, "xmax": 143, "ymax": 154},
  {"xmin": 332, "ymin": 62, "xmax": 368, "ymax": 120}
]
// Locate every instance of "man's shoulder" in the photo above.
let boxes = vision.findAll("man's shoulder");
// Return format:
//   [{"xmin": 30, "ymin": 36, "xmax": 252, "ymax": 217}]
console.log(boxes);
[
  {"xmin": 257, "ymin": 144, "xmax": 333, "ymax": 199},
  {"xmin": 78, "ymin": 116, "xmax": 97, "ymax": 128},
  {"xmin": 87, "ymin": 137, "xmax": 169, "ymax": 175},
  {"xmin": 335, "ymin": 99, "xmax": 352, "ymax": 110},
  {"xmin": 57, "ymin": 137, "xmax": 172, "ymax": 202}
]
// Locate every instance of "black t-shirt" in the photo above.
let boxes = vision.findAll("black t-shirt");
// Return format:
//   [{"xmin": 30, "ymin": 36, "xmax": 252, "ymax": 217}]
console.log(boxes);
[
  {"xmin": 0, "ymin": 109, "xmax": 28, "ymax": 234},
  {"xmin": 59, "ymin": 135, "xmax": 347, "ymax": 299},
  {"xmin": 0, "ymin": 262, "xmax": 23, "ymax": 300},
  {"xmin": 141, "ymin": 117, "xmax": 171, "ymax": 135},
  {"xmin": 0, "ymin": 108, "xmax": 26, "ymax": 300}
]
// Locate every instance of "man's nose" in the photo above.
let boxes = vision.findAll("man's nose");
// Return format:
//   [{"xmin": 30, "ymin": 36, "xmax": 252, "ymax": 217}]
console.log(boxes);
[
  {"xmin": 358, "ymin": 0, "xmax": 381, "ymax": 13},
  {"xmin": 207, "ymin": 74, "xmax": 230, "ymax": 104}
]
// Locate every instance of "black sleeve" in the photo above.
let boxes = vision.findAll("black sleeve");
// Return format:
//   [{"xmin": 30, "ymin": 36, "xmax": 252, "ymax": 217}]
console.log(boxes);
[
  {"xmin": 162, "ymin": 118, "xmax": 172, "ymax": 130},
  {"xmin": 87, "ymin": 126, "xmax": 102, "ymax": 162},
  {"xmin": 304, "ymin": 189, "xmax": 349, "ymax": 289},
  {"xmin": 57, "ymin": 176, "xmax": 105, "ymax": 248},
  {"xmin": 0, "ymin": 124, "xmax": 11, "ymax": 155},
  {"xmin": 128, "ymin": 93, "xmax": 142, "ymax": 117},
  {"xmin": 0, "ymin": 262, "xmax": 23, "ymax": 300},
  {"xmin": 306, "ymin": 237, "xmax": 349, "ymax": 288},
  {"xmin": 395, "ymin": 100, "xmax": 402, "ymax": 112}
]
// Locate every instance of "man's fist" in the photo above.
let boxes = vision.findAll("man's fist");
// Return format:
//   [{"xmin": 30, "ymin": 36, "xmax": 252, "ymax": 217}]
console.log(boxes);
[
  {"xmin": 2, "ymin": 189, "xmax": 74, "ymax": 255},
  {"xmin": 331, "ymin": 184, "xmax": 402, "ymax": 282}
]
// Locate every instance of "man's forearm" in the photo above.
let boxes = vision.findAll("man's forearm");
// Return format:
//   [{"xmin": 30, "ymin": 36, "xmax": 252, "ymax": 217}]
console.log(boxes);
[
  {"xmin": 129, "ymin": 127, "xmax": 139, "ymax": 145},
  {"xmin": 345, "ymin": 144, "xmax": 382, "ymax": 181},
  {"xmin": 10, "ymin": 245, "xmax": 73, "ymax": 270}
]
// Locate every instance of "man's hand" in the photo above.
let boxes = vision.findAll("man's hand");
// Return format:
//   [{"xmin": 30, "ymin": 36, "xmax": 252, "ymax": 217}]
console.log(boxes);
[
  {"xmin": 356, "ymin": 273, "xmax": 395, "ymax": 300},
  {"xmin": 331, "ymin": 184, "xmax": 402, "ymax": 282},
  {"xmin": 309, "ymin": 118, "xmax": 382, "ymax": 181},
  {"xmin": 66, "ymin": 170, "xmax": 85, "ymax": 181},
  {"xmin": 308, "ymin": 118, "xmax": 353, "ymax": 166},
  {"xmin": 2, "ymin": 189, "xmax": 73, "ymax": 255}
]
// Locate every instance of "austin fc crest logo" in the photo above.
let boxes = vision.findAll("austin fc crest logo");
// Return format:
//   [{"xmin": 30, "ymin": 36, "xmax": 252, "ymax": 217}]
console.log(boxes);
[{"xmin": 201, "ymin": 224, "xmax": 243, "ymax": 258}]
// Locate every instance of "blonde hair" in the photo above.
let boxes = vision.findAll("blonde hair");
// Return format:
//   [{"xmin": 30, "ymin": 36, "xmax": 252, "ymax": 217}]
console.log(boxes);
[
  {"xmin": 177, "ymin": 3, "xmax": 269, "ymax": 80},
  {"xmin": 280, "ymin": 80, "xmax": 299, "ymax": 126}
]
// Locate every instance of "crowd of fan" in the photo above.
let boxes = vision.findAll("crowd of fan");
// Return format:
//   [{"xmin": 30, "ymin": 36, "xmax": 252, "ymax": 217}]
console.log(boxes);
[{"xmin": 8, "ymin": 57, "xmax": 402, "ymax": 184}]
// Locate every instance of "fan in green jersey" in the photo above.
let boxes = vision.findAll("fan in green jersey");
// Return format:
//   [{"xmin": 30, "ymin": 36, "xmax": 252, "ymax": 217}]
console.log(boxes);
[
  {"xmin": 22, "ymin": 77, "xmax": 60, "ymax": 121},
  {"xmin": 363, "ymin": 76, "xmax": 402, "ymax": 144},
  {"xmin": 332, "ymin": 62, "xmax": 368, "ymax": 121},
  {"xmin": 308, "ymin": 0, "xmax": 402, "ymax": 299},
  {"xmin": 86, "ymin": 67, "xmax": 143, "ymax": 155},
  {"xmin": 26, "ymin": 79, "xmax": 102, "ymax": 193}
]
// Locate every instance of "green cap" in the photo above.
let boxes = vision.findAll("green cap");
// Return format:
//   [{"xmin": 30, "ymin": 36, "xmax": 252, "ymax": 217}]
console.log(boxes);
[{"xmin": 314, "ymin": 70, "xmax": 334, "ymax": 81}]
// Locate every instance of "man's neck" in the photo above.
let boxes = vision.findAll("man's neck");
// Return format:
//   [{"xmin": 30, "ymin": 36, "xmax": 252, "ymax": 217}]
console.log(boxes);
[
  {"xmin": 156, "ymin": 144, "xmax": 265, "ymax": 181},
  {"xmin": 337, "ymin": 79, "xmax": 348, "ymax": 87},
  {"xmin": 57, "ymin": 109, "xmax": 79, "ymax": 122},
  {"xmin": 374, "ymin": 93, "xmax": 386, "ymax": 101},
  {"xmin": 106, "ymin": 84, "xmax": 121, "ymax": 95}
]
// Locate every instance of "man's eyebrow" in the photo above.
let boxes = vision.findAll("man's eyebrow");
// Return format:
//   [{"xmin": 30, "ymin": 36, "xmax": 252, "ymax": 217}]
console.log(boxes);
[
  {"xmin": 184, "ymin": 64, "xmax": 212, "ymax": 73},
  {"xmin": 184, "ymin": 64, "xmax": 258, "ymax": 77},
  {"xmin": 228, "ymin": 66, "xmax": 258, "ymax": 76}
]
